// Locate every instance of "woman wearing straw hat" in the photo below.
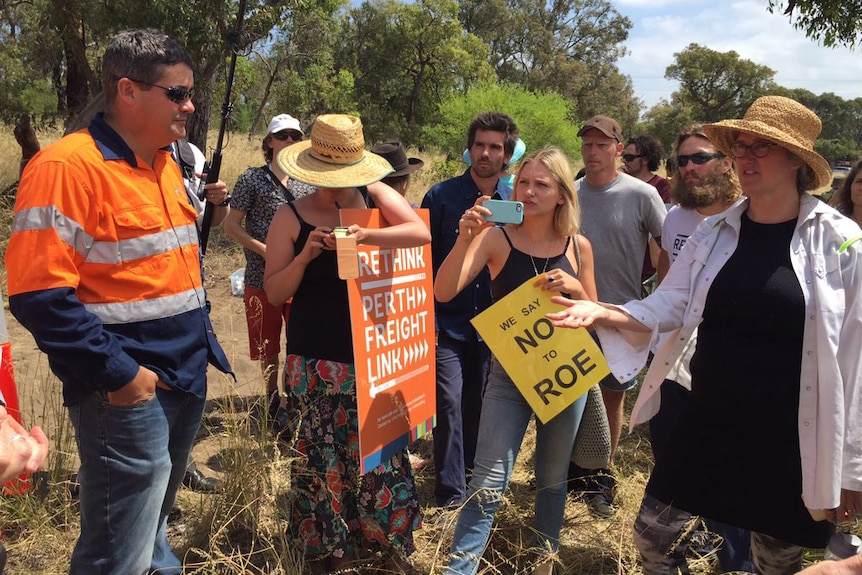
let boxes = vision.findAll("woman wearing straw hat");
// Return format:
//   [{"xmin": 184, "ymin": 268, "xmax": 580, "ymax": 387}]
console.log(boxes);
[
  {"xmin": 264, "ymin": 114, "xmax": 430, "ymax": 572},
  {"xmin": 545, "ymin": 96, "xmax": 862, "ymax": 574}
]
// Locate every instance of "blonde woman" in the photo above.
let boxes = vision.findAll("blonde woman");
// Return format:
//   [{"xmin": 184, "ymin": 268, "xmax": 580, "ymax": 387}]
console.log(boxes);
[{"xmin": 436, "ymin": 148, "xmax": 596, "ymax": 575}]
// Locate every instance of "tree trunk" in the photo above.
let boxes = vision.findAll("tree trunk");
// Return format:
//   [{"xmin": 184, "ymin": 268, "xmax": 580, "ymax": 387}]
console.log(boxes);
[
  {"xmin": 249, "ymin": 62, "xmax": 281, "ymax": 138},
  {"xmin": 14, "ymin": 114, "xmax": 40, "ymax": 177},
  {"xmin": 187, "ymin": 63, "xmax": 221, "ymax": 154},
  {"xmin": 51, "ymin": 0, "xmax": 98, "ymax": 118},
  {"xmin": 65, "ymin": 44, "xmax": 91, "ymax": 118}
]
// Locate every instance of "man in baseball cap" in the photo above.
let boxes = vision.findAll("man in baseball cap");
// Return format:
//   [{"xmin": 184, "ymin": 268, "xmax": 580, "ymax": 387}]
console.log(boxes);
[
  {"xmin": 577, "ymin": 115, "xmax": 623, "ymax": 142},
  {"xmin": 571, "ymin": 114, "xmax": 667, "ymax": 518}
]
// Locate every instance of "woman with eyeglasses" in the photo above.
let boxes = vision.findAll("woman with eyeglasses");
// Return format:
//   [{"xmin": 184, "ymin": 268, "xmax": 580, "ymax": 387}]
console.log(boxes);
[
  {"xmin": 224, "ymin": 114, "xmax": 316, "ymax": 427},
  {"xmin": 547, "ymin": 96, "xmax": 862, "ymax": 575}
]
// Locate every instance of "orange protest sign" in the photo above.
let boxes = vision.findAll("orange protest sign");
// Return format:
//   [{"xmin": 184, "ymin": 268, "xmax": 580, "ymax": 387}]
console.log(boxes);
[{"xmin": 341, "ymin": 209, "xmax": 436, "ymax": 474}]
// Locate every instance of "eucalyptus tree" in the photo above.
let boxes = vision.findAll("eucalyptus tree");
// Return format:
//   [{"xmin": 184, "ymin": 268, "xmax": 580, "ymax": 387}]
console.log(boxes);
[
  {"xmin": 769, "ymin": 0, "xmax": 862, "ymax": 48},
  {"xmin": 0, "ymin": 0, "xmax": 309, "ymax": 149},
  {"xmin": 337, "ymin": 0, "xmax": 494, "ymax": 145},
  {"xmin": 457, "ymin": 0, "xmax": 638, "ymax": 125},
  {"xmin": 665, "ymin": 43, "xmax": 777, "ymax": 123}
]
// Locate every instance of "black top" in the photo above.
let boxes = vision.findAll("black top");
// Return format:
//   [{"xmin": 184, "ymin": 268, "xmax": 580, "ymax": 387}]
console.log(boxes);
[
  {"xmin": 492, "ymin": 230, "xmax": 577, "ymax": 300},
  {"xmin": 285, "ymin": 203, "xmax": 353, "ymax": 363},
  {"xmin": 647, "ymin": 213, "xmax": 832, "ymax": 548}
]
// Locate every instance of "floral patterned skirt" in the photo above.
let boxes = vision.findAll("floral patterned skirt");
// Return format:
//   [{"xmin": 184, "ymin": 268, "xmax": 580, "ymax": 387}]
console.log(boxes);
[{"xmin": 285, "ymin": 354, "xmax": 422, "ymax": 560}]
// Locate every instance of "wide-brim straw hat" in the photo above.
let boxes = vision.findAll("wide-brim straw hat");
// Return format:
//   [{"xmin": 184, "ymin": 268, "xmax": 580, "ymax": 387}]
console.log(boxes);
[
  {"xmin": 704, "ymin": 96, "xmax": 832, "ymax": 190},
  {"xmin": 277, "ymin": 114, "xmax": 393, "ymax": 188}
]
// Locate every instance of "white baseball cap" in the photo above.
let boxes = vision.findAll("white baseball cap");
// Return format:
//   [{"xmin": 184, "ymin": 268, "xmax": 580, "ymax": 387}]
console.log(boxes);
[{"xmin": 266, "ymin": 114, "xmax": 303, "ymax": 138}]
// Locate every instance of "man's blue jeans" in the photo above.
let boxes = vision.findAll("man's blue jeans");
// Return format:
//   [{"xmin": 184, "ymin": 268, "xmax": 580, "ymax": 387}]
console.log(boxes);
[
  {"xmin": 433, "ymin": 332, "xmax": 490, "ymax": 506},
  {"xmin": 446, "ymin": 359, "xmax": 587, "ymax": 575},
  {"xmin": 68, "ymin": 386, "xmax": 206, "ymax": 575}
]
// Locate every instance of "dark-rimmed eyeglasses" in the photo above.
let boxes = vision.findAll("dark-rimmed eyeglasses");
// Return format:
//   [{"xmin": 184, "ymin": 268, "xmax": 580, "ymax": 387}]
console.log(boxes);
[
  {"xmin": 730, "ymin": 141, "xmax": 777, "ymax": 158},
  {"xmin": 677, "ymin": 152, "xmax": 724, "ymax": 167},
  {"xmin": 621, "ymin": 153, "xmax": 643, "ymax": 162},
  {"xmin": 272, "ymin": 130, "xmax": 303, "ymax": 141},
  {"xmin": 129, "ymin": 78, "xmax": 195, "ymax": 104}
]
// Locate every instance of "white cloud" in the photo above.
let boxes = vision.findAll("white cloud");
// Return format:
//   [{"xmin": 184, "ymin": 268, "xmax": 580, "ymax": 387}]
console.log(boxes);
[{"xmin": 615, "ymin": 0, "xmax": 862, "ymax": 114}]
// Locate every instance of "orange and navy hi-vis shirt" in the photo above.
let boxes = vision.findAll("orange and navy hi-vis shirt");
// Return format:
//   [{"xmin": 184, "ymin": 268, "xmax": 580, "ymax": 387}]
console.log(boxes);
[{"xmin": 5, "ymin": 114, "xmax": 230, "ymax": 405}]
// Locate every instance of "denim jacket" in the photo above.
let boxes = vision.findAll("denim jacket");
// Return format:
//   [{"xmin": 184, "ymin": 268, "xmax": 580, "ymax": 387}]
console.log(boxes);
[
  {"xmin": 596, "ymin": 194, "xmax": 862, "ymax": 513},
  {"xmin": 422, "ymin": 170, "xmax": 500, "ymax": 340}
]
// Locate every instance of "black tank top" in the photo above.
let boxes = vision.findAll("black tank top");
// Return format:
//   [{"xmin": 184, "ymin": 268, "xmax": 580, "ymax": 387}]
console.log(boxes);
[
  {"xmin": 285, "ymin": 203, "xmax": 354, "ymax": 362},
  {"xmin": 491, "ymin": 229, "xmax": 579, "ymax": 300}
]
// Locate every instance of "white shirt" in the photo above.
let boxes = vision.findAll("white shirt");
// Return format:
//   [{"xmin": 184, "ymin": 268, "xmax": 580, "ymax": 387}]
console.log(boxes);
[
  {"xmin": 596, "ymin": 194, "xmax": 862, "ymax": 513},
  {"xmin": 654, "ymin": 205, "xmax": 711, "ymax": 386},
  {"xmin": 661, "ymin": 205, "xmax": 710, "ymax": 264},
  {"xmin": 171, "ymin": 141, "xmax": 207, "ymax": 225}
]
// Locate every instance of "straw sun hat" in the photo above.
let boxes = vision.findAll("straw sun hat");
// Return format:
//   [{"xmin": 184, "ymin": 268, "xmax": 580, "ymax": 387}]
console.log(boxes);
[
  {"xmin": 277, "ymin": 114, "xmax": 393, "ymax": 188},
  {"xmin": 704, "ymin": 96, "xmax": 832, "ymax": 190}
]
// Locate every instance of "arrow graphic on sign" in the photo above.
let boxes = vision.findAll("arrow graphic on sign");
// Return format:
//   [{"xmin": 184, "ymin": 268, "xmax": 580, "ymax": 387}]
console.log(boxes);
[{"xmin": 370, "ymin": 364, "xmax": 431, "ymax": 398}]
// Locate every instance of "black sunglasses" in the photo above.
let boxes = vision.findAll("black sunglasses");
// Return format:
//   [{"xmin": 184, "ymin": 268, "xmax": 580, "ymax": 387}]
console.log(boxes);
[
  {"xmin": 621, "ymin": 153, "xmax": 643, "ymax": 162},
  {"xmin": 129, "ymin": 78, "xmax": 194, "ymax": 104},
  {"xmin": 677, "ymin": 152, "xmax": 724, "ymax": 167},
  {"xmin": 272, "ymin": 130, "xmax": 303, "ymax": 141}
]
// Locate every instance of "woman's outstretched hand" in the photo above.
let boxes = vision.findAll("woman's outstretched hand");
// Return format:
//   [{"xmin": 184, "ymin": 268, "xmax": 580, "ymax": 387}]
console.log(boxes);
[{"xmin": 545, "ymin": 296, "xmax": 606, "ymax": 328}]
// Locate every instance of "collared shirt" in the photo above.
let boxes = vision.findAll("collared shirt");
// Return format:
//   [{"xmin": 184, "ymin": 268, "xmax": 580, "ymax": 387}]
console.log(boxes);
[
  {"xmin": 6, "ymin": 114, "xmax": 231, "ymax": 405},
  {"xmin": 596, "ymin": 194, "xmax": 862, "ymax": 513},
  {"xmin": 421, "ymin": 169, "xmax": 501, "ymax": 339}
]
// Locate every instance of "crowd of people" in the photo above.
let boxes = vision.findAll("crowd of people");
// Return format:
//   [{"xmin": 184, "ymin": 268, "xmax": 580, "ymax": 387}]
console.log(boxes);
[{"xmin": 2, "ymin": 26, "xmax": 862, "ymax": 575}]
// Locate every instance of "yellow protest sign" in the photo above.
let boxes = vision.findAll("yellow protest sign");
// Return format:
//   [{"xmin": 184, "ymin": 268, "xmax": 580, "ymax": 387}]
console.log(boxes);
[{"xmin": 471, "ymin": 276, "xmax": 610, "ymax": 423}]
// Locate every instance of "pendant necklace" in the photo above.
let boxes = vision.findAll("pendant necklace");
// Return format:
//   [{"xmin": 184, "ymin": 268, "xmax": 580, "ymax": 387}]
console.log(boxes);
[{"xmin": 527, "ymin": 234, "xmax": 554, "ymax": 276}]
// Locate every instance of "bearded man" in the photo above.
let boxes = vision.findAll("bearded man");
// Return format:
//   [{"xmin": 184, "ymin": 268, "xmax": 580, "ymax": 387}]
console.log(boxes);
[{"xmin": 649, "ymin": 124, "xmax": 752, "ymax": 573}]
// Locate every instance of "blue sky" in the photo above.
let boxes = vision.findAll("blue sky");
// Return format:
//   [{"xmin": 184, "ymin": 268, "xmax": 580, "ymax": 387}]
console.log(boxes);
[{"xmin": 613, "ymin": 0, "xmax": 862, "ymax": 114}]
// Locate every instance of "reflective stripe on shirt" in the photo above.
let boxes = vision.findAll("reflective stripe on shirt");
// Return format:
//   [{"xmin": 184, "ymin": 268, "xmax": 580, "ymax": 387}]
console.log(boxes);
[{"xmin": 13, "ymin": 205, "xmax": 198, "ymax": 265}]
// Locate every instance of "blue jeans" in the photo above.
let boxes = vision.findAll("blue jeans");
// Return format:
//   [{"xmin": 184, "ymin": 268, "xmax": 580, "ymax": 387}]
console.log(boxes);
[
  {"xmin": 69, "ymin": 387, "xmax": 205, "ymax": 575},
  {"xmin": 446, "ymin": 359, "xmax": 587, "ymax": 575},
  {"xmin": 433, "ymin": 332, "xmax": 490, "ymax": 506}
]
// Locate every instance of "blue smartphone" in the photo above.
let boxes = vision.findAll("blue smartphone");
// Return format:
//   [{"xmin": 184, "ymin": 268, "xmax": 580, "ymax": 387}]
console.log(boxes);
[{"xmin": 482, "ymin": 199, "xmax": 524, "ymax": 224}]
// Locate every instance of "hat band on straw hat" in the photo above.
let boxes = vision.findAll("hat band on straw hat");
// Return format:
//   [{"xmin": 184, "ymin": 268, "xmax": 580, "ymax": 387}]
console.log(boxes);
[
  {"xmin": 309, "ymin": 148, "xmax": 366, "ymax": 167},
  {"xmin": 309, "ymin": 141, "xmax": 365, "ymax": 166}
]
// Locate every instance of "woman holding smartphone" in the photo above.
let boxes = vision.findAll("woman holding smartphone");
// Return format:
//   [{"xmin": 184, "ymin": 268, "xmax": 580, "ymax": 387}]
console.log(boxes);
[{"xmin": 435, "ymin": 148, "xmax": 597, "ymax": 575}]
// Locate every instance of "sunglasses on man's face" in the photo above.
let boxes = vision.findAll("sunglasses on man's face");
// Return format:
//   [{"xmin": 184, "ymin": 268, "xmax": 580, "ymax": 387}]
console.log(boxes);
[
  {"xmin": 272, "ymin": 130, "xmax": 303, "ymax": 141},
  {"xmin": 677, "ymin": 152, "xmax": 724, "ymax": 167},
  {"xmin": 621, "ymin": 154, "xmax": 643, "ymax": 162},
  {"xmin": 129, "ymin": 79, "xmax": 195, "ymax": 104}
]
